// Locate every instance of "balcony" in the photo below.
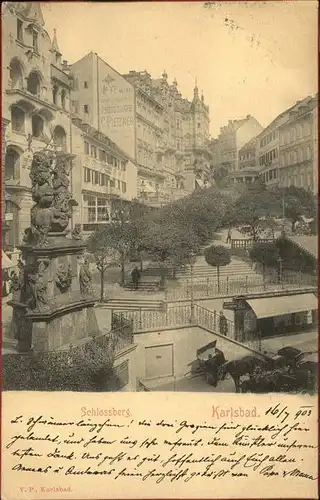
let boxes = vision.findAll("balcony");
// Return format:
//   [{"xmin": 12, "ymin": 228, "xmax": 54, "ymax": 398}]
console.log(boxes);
[{"xmin": 51, "ymin": 64, "xmax": 71, "ymax": 88}]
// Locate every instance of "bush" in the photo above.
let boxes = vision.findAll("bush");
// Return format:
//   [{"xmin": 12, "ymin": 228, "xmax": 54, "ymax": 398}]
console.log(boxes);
[
  {"xmin": 250, "ymin": 242, "xmax": 278, "ymax": 268},
  {"xmin": 2, "ymin": 340, "xmax": 117, "ymax": 392}
]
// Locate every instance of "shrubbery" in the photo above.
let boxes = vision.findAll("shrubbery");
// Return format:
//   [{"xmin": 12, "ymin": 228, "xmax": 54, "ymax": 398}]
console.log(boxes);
[{"xmin": 2, "ymin": 341, "xmax": 117, "ymax": 392}]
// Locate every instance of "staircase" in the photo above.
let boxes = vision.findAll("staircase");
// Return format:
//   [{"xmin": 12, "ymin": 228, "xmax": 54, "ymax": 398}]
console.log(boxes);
[
  {"xmin": 100, "ymin": 298, "xmax": 165, "ymax": 311},
  {"xmin": 176, "ymin": 255, "xmax": 261, "ymax": 281}
]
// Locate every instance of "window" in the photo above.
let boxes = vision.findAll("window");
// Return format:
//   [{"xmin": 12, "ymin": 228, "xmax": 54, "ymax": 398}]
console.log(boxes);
[
  {"xmin": 121, "ymin": 161, "xmax": 126, "ymax": 171},
  {"xmin": 4, "ymin": 147, "xmax": 21, "ymax": 181},
  {"xmin": 53, "ymin": 126, "xmax": 67, "ymax": 151},
  {"xmin": 82, "ymin": 195, "xmax": 109, "ymax": 224},
  {"xmin": 84, "ymin": 141, "xmax": 89, "ymax": 155},
  {"xmin": 84, "ymin": 168, "xmax": 91, "ymax": 182},
  {"xmin": 117, "ymin": 180, "xmax": 121, "ymax": 189},
  {"xmin": 52, "ymin": 85, "xmax": 58, "ymax": 105},
  {"xmin": 84, "ymin": 104, "xmax": 89, "ymax": 114},
  {"xmin": 27, "ymin": 71, "xmax": 41, "ymax": 96},
  {"xmin": 99, "ymin": 149, "xmax": 106, "ymax": 162},
  {"xmin": 61, "ymin": 90, "xmax": 66, "ymax": 110},
  {"xmin": 110, "ymin": 179, "xmax": 115, "ymax": 188},
  {"xmin": 122, "ymin": 181, "xmax": 127, "ymax": 193},
  {"xmin": 197, "ymin": 123, "xmax": 201, "ymax": 128},
  {"xmin": 306, "ymin": 146, "xmax": 311, "ymax": 160},
  {"xmin": 32, "ymin": 30, "xmax": 38, "ymax": 51},
  {"xmin": 17, "ymin": 19, "xmax": 23, "ymax": 42},
  {"xmin": 84, "ymin": 81, "xmax": 88, "ymax": 89},
  {"xmin": 90, "ymin": 145, "xmax": 97, "ymax": 158},
  {"xmin": 10, "ymin": 59, "xmax": 23, "ymax": 89},
  {"xmin": 11, "ymin": 106, "xmax": 25, "ymax": 133},
  {"xmin": 97, "ymin": 197, "xmax": 109, "ymax": 222},
  {"xmin": 31, "ymin": 115, "xmax": 43, "ymax": 138},
  {"xmin": 93, "ymin": 171, "xmax": 99, "ymax": 184}
]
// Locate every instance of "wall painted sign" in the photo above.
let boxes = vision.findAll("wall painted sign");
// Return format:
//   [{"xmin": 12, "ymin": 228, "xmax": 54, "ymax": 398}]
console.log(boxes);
[{"xmin": 98, "ymin": 58, "xmax": 135, "ymax": 160}]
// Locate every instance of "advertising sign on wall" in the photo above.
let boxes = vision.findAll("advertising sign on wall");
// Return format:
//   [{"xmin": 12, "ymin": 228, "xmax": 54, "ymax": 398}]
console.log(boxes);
[{"xmin": 98, "ymin": 58, "xmax": 135, "ymax": 160}]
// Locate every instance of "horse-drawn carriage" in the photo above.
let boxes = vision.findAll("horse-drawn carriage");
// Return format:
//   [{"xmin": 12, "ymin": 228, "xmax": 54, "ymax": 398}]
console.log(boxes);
[
  {"xmin": 195, "ymin": 341, "xmax": 317, "ymax": 393},
  {"xmin": 241, "ymin": 347, "xmax": 318, "ymax": 394}
]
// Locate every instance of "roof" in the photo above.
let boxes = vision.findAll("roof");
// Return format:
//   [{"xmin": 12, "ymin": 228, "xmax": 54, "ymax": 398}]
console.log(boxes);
[
  {"xmin": 246, "ymin": 293, "xmax": 317, "ymax": 319},
  {"xmin": 286, "ymin": 235, "xmax": 317, "ymax": 259}
]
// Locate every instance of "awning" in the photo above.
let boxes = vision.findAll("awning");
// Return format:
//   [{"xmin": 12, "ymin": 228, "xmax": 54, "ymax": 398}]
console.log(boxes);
[
  {"xmin": 2, "ymin": 250, "xmax": 15, "ymax": 269},
  {"xmin": 246, "ymin": 293, "xmax": 317, "ymax": 319}
]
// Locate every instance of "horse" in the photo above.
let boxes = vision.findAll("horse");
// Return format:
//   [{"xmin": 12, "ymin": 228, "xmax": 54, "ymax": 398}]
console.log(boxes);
[{"xmin": 218, "ymin": 355, "xmax": 268, "ymax": 393}]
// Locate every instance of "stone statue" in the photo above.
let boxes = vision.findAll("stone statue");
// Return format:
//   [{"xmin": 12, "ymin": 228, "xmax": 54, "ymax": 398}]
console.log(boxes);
[
  {"xmin": 71, "ymin": 223, "xmax": 83, "ymax": 240},
  {"xmin": 51, "ymin": 157, "xmax": 77, "ymax": 232},
  {"xmin": 9, "ymin": 259, "xmax": 25, "ymax": 300},
  {"xmin": 28, "ymin": 261, "xmax": 50, "ymax": 312},
  {"xmin": 79, "ymin": 258, "xmax": 92, "ymax": 296},
  {"xmin": 55, "ymin": 263, "xmax": 73, "ymax": 292}
]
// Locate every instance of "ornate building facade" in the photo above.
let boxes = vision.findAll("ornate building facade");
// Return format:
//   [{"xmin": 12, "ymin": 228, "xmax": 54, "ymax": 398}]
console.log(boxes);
[{"xmin": 2, "ymin": 3, "xmax": 72, "ymax": 250}]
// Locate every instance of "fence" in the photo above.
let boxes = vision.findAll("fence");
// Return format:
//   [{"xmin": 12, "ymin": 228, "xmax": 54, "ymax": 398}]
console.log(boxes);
[
  {"xmin": 110, "ymin": 304, "xmax": 262, "ymax": 353},
  {"xmin": 111, "ymin": 305, "xmax": 192, "ymax": 332},
  {"xmin": 231, "ymin": 238, "xmax": 274, "ymax": 249},
  {"xmin": 166, "ymin": 274, "xmax": 318, "ymax": 301}
]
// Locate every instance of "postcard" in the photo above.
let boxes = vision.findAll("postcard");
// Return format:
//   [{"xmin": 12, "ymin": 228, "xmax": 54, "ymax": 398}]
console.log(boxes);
[{"xmin": 1, "ymin": 1, "xmax": 318, "ymax": 499}]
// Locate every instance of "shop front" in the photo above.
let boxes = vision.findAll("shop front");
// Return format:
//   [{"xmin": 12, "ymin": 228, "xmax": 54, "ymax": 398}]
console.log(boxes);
[{"xmin": 224, "ymin": 291, "xmax": 318, "ymax": 341}]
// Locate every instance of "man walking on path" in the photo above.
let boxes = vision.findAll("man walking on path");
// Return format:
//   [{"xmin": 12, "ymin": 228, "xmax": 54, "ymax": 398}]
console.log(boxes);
[
  {"xmin": 131, "ymin": 266, "xmax": 141, "ymax": 290},
  {"xmin": 226, "ymin": 228, "xmax": 232, "ymax": 244}
]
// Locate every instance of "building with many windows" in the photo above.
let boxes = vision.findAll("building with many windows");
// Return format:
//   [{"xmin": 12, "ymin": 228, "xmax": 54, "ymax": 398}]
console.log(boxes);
[
  {"xmin": 278, "ymin": 95, "xmax": 317, "ymax": 194},
  {"xmin": 209, "ymin": 115, "xmax": 263, "ymax": 185},
  {"xmin": 2, "ymin": 2, "xmax": 73, "ymax": 250},
  {"xmin": 71, "ymin": 117, "xmax": 137, "ymax": 233},
  {"xmin": 228, "ymin": 136, "xmax": 260, "ymax": 185},
  {"xmin": 69, "ymin": 54, "xmax": 212, "ymax": 206}
]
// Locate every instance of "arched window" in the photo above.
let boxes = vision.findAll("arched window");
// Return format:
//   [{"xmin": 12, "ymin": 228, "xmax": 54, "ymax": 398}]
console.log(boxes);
[
  {"xmin": 61, "ymin": 89, "xmax": 66, "ymax": 110},
  {"xmin": 53, "ymin": 126, "xmax": 67, "ymax": 151},
  {"xmin": 31, "ymin": 114, "xmax": 44, "ymax": 138},
  {"xmin": 4, "ymin": 147, "xmax": 21, "ymax": 181},
  {"xmin": 27, "ymin": 71, "xmax": 41, "ymax": 96},
  {"xmin": 52, "ymin": 84, "xmax": 58, "ymax": 105},
  {"xmin": 9, "ymin": 59, "xmax": 23, "ymax": 89},
  {"xmin": 3, "ymin": 200, "xmax": 20, "ymax": 249},
  {"xmin": 11, "ymin": 106, "xmax": 25, "ymax": 133}
]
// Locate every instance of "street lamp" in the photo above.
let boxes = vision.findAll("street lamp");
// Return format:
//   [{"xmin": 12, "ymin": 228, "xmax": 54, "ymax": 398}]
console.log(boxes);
[
  {"xmin": 277, "ymin": 255, "xmax": 283, "ymax": 287},
  {"xmin": 189, "ymin": 251, "xmax": 196, "ymax": 323}
]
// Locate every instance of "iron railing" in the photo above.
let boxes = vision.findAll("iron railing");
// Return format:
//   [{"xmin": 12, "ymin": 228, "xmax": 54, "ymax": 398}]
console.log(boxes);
[
  {"xmin": 111, "ymin": 305, "xmax": 192, "ymax": 332},
  {"xmin": 166, "ymin": 274, "xmax": 317, "ymax": 301}
]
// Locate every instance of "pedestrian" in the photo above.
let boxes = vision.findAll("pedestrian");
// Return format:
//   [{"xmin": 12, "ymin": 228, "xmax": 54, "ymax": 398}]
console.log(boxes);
[
  {"xmin": 226, "ymin": 228, "xmax": 232, "ymax": 244},
  {"xmin": 219, "ymin": 311, "xmax": 228, "ymax": 336},
  {"xmin": 131, "ymin": 266, "xmax": 141, "ymax": 291}
]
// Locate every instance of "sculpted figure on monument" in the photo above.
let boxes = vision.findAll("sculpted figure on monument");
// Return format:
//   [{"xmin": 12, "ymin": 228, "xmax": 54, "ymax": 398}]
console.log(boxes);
[
  {"xmin": 79, "ymin": 258, "xmax": 92, "ymax": 296},
  {"xmin": 51, "ymin": 157, "xmax": 77, "ymax": 232},
  {"xmin": 28, "ymin": 261, "xmax": 50, "ymax": 312},
  {"xmin": 9, "ymin": 259, "xmax": 25, "ymax": 300},
  {"xmin": 71, "ymin": 223, "xmax": 83, "ymax": 240},
  {"xmin": 55, "ymin": 263, "xmax": 73, "ymax": 292}
]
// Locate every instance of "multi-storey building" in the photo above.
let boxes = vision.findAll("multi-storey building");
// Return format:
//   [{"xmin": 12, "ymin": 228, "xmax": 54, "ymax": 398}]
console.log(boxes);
[
  {"xmin": 2, "ymin": 2, "xmax": 73, "ymax": 250},
  {"xmin": 71, "ymin": 117, "xmax": 137, "ymax": 233},
  {"xmin": 256, "ymin": 95, "xmax": 317, "ymax": 192},
  {"xmin": 69, "ymin": 54, "xmax": 212, "ymax": 206},
  {"xmin": 209, "ymin": 115, "xmax": 263, "ymax": 184},
  {"xmin": 228, "ymin": 136, "xmax": 260, "ymax": 185},
  {"xmin": 278, "ymin": 95, "xmax": 318, "ymax": 194},
  {"xmin": 124, "ymin": 70, "xmax": 213, "ymax": 201}
]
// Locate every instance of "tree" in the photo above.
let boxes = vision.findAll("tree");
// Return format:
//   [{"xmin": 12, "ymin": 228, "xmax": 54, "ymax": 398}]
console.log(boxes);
[
  {"xmin": 87, "ymin": 227, "xmax": 121, "ymax": 301},
  {"xmin": 225, "ymin": 185, "xmax": 282, "ymax": 241},
  {"xmin": 278, "ymin": 186, "xmax": 316, "ymax": 232},
  {"xmin": 249, "ymin": 241, "xmax": 278, "ymax": 277},
  {"xmin": 204, "ymin": 245, "xmax": 231, "ymax": 292},
  {"xmin": 141, "ymin": 220, "xmax": 200, "ymax": 284}
]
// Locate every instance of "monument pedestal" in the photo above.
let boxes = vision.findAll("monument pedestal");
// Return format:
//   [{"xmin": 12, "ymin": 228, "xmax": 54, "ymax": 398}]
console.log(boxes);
[{"xmin": 9, "ymin": 233, "xmax": 100, "ymax": 353}]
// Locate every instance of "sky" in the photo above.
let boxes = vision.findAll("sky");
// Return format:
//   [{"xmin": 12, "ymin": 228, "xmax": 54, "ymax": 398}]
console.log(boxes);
[{"xmin": 41, "ymin": 1, "xmax": 318, "ymax": 137}]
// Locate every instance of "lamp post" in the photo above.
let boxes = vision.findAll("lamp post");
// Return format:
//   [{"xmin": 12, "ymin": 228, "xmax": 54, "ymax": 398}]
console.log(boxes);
[
  {"xmin": 277, "ymin": 255, "xmax": 283, "ymax": 287},
  {"xmin": 189, "ymin": 251, "xmax": 196, "ymax": 323}
]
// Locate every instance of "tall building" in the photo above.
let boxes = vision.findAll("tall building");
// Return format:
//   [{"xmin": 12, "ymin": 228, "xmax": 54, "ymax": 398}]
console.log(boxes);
[
  {"xmin": 69, "ymin": 54, "xmax": 213, "ymax": 206},
  {"xmin": 2, "ymin": 2, "xmax": 72, "ymax": 251},
  {"xmin": 256, "ymin": 94, "xmax": 318, "ymax": 192},
  {"xmin": 70, "ymin": 117, "xmax": 137, "ymax": 233},
  {"xmin": 229, "ymin": 136, "xmax": 260, "ymax": 185},
  {"xmin": 278, "ymin": 95, "xmax": 318, "ymax": 194},
  {"xmin": 124, "ymin": 70, "xmax": 213, "ymax": 199},
  {"xmin": 209, "ymin": 115, "xmax": 263, "ymax": 184}
]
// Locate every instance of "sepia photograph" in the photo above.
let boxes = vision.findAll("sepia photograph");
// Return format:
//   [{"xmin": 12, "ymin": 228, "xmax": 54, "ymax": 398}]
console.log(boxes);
[{"xmin": 1, "ymin": 0, "xmax": 318, "ymax": 397}]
